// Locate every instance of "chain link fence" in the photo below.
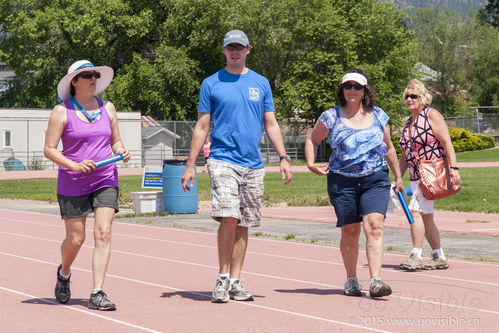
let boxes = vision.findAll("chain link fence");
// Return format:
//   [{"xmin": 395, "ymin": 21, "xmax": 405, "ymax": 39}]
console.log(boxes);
[
  {"xmin": 445, "ymin": 108, "xmax": 499, "ymax": 140},
  {"xmin": 2, "ymin": 114, "xmax": 497, "ymax": 171}
]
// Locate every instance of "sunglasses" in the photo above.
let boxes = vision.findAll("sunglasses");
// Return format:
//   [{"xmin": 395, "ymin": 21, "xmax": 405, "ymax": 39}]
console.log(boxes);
[
  {"xmin": 343, "ymin": 82, "xmax": 364, "ymax": 91},
  {"xmin": 404, "ymin": 94, "xmax": 419, "ymax": 100},
  {"xmin": 77, "ymin": 71, "xmax": 101, "ymax": 79},
  {"xmin": 225, "ymin": 44, "xmax": 246, "ymax": 52}
]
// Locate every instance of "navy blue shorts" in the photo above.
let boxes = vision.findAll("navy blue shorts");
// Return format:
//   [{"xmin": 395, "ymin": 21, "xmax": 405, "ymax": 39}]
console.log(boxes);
[{"xmin": 327, "ymin": 166, "xmax": 391, "ymax": 227}]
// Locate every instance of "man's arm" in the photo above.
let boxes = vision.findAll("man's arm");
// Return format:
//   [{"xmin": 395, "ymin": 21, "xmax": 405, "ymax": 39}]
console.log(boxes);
[
  {"xmin": 263, "ymin": 112, "xmax": 292, "ymax": 184},
  {"xmin": 181, "ymin": 112, "xmax": 211, "ymax": 191}
]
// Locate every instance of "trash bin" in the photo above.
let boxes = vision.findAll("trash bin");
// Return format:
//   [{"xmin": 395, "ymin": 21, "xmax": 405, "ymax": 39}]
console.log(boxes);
[{"xmin": 162, "ymin": 159, "xmax": 198, "ymax": 213}]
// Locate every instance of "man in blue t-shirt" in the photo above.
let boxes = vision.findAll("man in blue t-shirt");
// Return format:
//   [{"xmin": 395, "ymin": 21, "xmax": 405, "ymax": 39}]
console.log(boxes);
[{"xmin": 181, "ymin": 29, "xmax": 292, "ymax": 303}]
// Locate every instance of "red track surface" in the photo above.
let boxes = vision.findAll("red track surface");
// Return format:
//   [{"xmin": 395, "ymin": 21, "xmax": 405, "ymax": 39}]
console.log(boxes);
[{"xmin": 1, "ymin": 208, "xmax": 498, "ymax": 332}]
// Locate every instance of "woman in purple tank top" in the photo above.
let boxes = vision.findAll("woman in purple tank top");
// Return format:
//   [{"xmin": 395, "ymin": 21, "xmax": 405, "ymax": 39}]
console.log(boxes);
[{"xmin": 44, "ymin": 60, "xmax": 130, "ymax": 311}]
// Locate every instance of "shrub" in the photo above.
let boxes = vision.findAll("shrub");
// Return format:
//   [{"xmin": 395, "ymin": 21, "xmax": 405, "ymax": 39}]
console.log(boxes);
[
  {"xmin": 391, "ymin": 136, "xmax": 403, "ymax": 156},
  {"xmin": 448, "ymin": 127, "xmax": 494, "ymax": 152},
  {"xmin": 391, "ymin": 127, "xmax": 494, "ymax": 155}
]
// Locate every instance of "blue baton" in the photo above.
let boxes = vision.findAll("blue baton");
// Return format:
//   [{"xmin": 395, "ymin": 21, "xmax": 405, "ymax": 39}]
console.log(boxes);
[
  {"xmin": 95, "ymin": 154, "xmax": 125, "ymax": 168},
  {"xmin": 397, "ymin": 189, "xmax": 414, "ymax": 224}
]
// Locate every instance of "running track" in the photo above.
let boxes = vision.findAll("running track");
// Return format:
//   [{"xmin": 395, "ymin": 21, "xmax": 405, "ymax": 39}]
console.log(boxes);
[{"xmin": 1, "ymin": 208, "xmax": 498, "ymax": 332}]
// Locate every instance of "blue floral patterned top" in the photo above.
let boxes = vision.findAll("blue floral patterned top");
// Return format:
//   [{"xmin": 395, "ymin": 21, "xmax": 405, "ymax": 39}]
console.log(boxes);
[{"xmin": 318, "ymin": 106, "xmax": 388, "ymax": 177}]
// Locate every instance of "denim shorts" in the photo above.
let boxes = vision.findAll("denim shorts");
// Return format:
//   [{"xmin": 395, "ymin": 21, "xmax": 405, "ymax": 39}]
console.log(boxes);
[
  {"xmin": 327, "ymin": 166, "xmax": 391, "ymax": 227},
  {"xmin": 57, "ymin": 186, "xmax": 119, "ymax": 219},
  {"xmin": 207, "ymin": 159, "xmax": 265, "ymax": 227}
]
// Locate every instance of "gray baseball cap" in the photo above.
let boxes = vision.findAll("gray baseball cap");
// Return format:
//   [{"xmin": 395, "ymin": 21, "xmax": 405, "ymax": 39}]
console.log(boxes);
[{"xmin": 223, "ymin": 30, "xmax": 249, "ymax": 47}]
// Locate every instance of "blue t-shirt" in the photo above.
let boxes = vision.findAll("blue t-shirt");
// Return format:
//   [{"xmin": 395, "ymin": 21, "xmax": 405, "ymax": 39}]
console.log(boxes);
[
  {"xmin": 198, "ymin": 68, "xmax": 274, "ymax": 168},
  {"xmin": 318, "ymin": 106, "xmax": 389, "ymax": 177}
]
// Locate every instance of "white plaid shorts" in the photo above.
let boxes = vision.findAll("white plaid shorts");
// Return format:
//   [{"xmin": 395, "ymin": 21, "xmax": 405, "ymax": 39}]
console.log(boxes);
[{"xmin": 207, "ymin": 159, "xmax": 265, "ymax": 227}]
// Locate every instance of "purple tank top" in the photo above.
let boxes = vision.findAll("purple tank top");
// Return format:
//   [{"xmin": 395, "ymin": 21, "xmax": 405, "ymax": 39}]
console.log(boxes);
[{"xmin": 57, "ymin": 97, "xmax": 118, "ymax": 196}]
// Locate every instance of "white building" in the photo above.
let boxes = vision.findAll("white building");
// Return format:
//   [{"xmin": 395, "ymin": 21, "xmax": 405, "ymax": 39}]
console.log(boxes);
[
  {"xmin": 0, "ymin": 109, "xmax": 142, "ymax": 170},
  {"xmin": 142, "ymin": 126, "xmax": 181, "ymax": 167}
]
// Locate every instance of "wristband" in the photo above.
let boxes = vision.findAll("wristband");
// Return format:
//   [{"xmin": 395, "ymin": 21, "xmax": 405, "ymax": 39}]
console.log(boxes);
[{"xmin": 450, "ymin": 166, "xmax": 459, "ymax": 170}]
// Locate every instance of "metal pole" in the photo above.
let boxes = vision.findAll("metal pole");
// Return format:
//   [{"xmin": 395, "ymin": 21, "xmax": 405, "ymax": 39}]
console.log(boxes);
[
  {"xmin": 476, "ymin": 108, "xmax": 480, "ymax": 133},
  {"xmin": 26, "ymin": 120, "xmax": 29, "ymax": 168},
  {"xmin": 174, "ymin": 121, "xmax": 177, "ymax": 157}
]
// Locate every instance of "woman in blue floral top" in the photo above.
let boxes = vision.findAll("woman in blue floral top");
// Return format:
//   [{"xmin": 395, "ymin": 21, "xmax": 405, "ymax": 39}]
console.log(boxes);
[{"xmin": 305, "ymin": 69, "xmax": 403, "ymax": 298}]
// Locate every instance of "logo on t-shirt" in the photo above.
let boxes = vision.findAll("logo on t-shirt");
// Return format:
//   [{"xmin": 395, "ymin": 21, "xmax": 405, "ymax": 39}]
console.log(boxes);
[{"xmin": 249, "ymin": 87, "xmax": 260, "ymax": 101}]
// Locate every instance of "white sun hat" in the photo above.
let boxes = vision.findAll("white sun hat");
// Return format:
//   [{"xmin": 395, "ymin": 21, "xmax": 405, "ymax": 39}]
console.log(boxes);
[
  {"xmin": 57, "ymin": 60, "xmax": 114, "ymax": 101},
  {"xmin": 341, "ymin": 72, "xmax": 368, "ymax": 86}
]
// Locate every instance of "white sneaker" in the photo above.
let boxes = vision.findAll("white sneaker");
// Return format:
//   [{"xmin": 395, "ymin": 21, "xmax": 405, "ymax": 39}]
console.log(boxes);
[
  {"xmin": 211, "ymin": 276, "xmax": 230, "ymax": 303},
  {"xmin": 229, "ymin": 279, "xmax": 254, "ymax": 301}
]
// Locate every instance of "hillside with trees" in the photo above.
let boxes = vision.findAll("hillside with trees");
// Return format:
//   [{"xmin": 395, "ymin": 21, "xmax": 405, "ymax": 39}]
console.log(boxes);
[{"xmin": 392, "ymin": 0, "xmax": 488, "ymax": 17}]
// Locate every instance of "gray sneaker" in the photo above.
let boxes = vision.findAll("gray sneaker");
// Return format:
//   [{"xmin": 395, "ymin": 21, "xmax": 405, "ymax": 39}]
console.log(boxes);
[
  {"xmin": 55, "ymin": 264, "xmax": 71, "ymax": 304},
  {"xmin": 88, "ymin": 290, "xmax": 116, "ymax": 311},
  {"xmin": 229, "ymin": 279, "xmax": 254, "ymax": 301},
  {"xmin": 211, "ymin": 276, "xmax": 230, "ymax": 303},
  {"xmin": 424, "ymin": 253, "xmax": 449, "ymax": 270},
  {"xmin": 344, "ymin": 278, "xmax": 362, "ymax": 297},
  {"xmin": 369, "ymin": 279, "xmax": 392, "ymax": 298},
  {"xmin": 400, "ymin": 253, "xmax": 424, "ymax": 271}
]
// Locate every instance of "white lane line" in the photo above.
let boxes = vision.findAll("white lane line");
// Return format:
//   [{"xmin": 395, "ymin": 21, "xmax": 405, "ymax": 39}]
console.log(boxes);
[
  {"xmin": 0, "ymin": 286, "xmax": 161, "ymax": 333},
  {"xmin": 0, "ymin": 252, "xmax": 390, "ymax": 333},
  {"xmin": 2, "ymin": 229, "xmax": 499, "ymax": 289}
]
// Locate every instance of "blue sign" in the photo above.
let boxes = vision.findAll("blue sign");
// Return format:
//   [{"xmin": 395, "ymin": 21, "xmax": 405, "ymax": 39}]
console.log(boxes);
[{"xmin": 142, "ymin": 166, "xmax": 163, "ymax": 188}]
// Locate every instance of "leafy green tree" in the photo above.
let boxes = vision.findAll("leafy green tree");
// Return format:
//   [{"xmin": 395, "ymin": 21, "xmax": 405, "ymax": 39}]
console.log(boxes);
[
  {"xmin": 478, "ymin": 0, "xmax": 499, "ymax": 27},
  {"xmin": 105, "ymin": 47, "xmax": 200, "ymax": 120},
  {"xmin": 341, "ymin": 0, "xmax": 417, "ymax": 126},
  {"xmin": 469, "ymin": 24, "xmax": 499, "ymax": 107},
  {"xmin": 411, "ymin": 9, "xmax": 483, "ymax": 115},
  {"xmin": 0, "ymin": 0, "xmax": 166, "ymax": 107},
  {"xmin": 223, "ymin": 0, "xmax": 417, "ymax": 125},
  {"xmin": 0, "ymin": 0, "xmax": 418, "ymax": 123}
]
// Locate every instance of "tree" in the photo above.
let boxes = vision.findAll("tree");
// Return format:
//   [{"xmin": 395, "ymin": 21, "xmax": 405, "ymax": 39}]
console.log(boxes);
[
  {"xmin": 0, "ymin": 0, "xmax": 167, "ymax": 108},
  {"xmin": 0, "ymin": 0, "xmax": 418, "ymax": 123},
  {"xmin": 478, "ymin": 0, "xmax": 499, "ymax": 27},
  {"xmin": 224, "ymin": 0, "xmax": 417, "ymax": 124},
  {"xmin": 411, "ymin": 9, "xmax": 482, "ymax": 115},
  {"xmin": 469, "ymin": 24, "xmax": 499, "ymax": 107},
  {"xmin": 105, "ymin": 47, "xmax": 200, "ymax": 120},
  {"xmin": 412, "ymin": 8, "xmax": 499, "ymax": 114}
]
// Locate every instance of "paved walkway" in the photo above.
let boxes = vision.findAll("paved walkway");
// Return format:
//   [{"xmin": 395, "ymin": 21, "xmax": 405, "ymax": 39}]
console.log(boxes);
[
  {"xmin": 2, "ymin": 163, "xmax": 499, "ymax": 238},
  {"xmin": 2, "ymin": 197, "xmax": 498, "ymax": 261},
  {"xmin": 256, "ymin": 206, "xmax": 499, "ymax": 237}
]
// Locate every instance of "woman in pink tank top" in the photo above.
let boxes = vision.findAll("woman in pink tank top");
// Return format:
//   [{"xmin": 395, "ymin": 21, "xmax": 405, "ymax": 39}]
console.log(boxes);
[
  {"xmin": 44, "ymin": 60, "xmax": 130, "ymax": 311},
  {"xmin": 398, "ymin": 79, "xmax": 460, "ymax": 272}
]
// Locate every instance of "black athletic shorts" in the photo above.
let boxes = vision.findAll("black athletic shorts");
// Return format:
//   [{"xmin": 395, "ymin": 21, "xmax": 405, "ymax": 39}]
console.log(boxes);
[{"xmin": 57, "ymin": 187, "xmax": 119, "ymax": 219}]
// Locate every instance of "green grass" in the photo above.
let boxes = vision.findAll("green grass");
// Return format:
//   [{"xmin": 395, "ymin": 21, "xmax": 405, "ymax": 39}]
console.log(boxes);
[
  {"xmin": 456, "ymin": 148, "xmax": 499, "ymax": 162},
  {"xmin": 1, "ymin": 166, "xmax": 498, "ymax": 213}
]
